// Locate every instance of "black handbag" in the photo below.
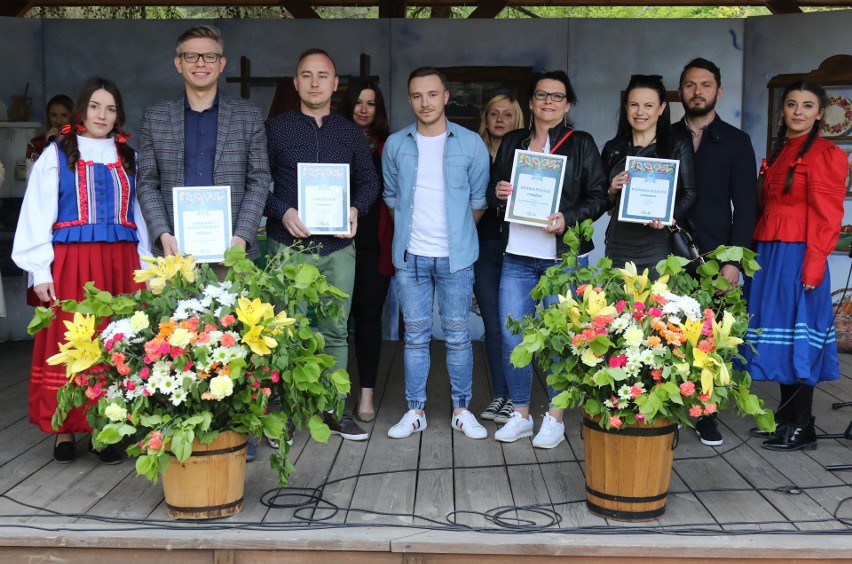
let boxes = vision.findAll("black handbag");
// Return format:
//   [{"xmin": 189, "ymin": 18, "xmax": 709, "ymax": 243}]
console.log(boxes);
[{"xmin": 668, "ymin": 224, "xmax": 704, "ymax": 264}]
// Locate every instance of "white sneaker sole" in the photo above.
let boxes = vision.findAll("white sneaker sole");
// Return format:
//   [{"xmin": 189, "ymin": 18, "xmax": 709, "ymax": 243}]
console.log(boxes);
[
  {"xmin": 452, "ymin": 426, "xmax": 487, "ymax": 440},
  {"xmin": 388, "ymin": 422, "xmax": 427, "ymax": 439},
  {"xmin": 495, "ymin": 430, "xmax": 533, "ymax": 443},
  {"xmin": 532, "ymin": 436, "xmax": 565, "ymax": 449}
]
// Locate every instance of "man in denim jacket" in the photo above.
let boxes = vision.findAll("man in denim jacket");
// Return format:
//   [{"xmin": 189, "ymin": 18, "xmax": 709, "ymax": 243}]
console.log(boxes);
[{"xmin": 382, "ymin": 67, "xmax": 490, "ymax": 440}]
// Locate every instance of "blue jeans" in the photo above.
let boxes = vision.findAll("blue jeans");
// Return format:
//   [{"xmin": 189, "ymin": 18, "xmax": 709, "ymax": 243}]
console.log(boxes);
[
  {"xmin": 473, "ymin": 238, "xmax": 507, "ymax": 398},
  {"xmin": 396, "ymin": 253, "xmax": 474, "ymax": 410},
  {"xmin": 499, "ymin": 253, "xmax": 587, "ymax": 408}
]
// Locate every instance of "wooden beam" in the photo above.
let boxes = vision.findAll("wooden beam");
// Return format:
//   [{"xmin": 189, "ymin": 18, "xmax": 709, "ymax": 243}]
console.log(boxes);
[
  {"xmin": 378, "ymin": 0, "xmax": 407, "ymax": 18},
  {"xmin": 0, "ymin": 1, "xmax": 32, "ymax": 17},
  {"xmin": 468, "ymin": 1, "xmax": 508, "ymax": 17},
  {"xmin": 764, "ymin": 0, "xmax": 803, "ymax": 11},
  {"xmin": 279, "ymin": 0, "xmax": 321, "ymax": 18}
]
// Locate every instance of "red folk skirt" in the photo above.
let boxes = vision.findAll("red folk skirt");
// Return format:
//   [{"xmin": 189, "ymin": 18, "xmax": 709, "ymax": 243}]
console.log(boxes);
[{"xmin": 29, "ymin": 241, "xmax": 144, "ymax": 434}]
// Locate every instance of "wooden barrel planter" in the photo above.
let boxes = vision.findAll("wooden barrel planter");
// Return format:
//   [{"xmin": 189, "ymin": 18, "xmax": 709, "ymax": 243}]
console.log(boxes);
[
  {"xmin": 582, "ymin": 414, "xmax": 678, "ymax": 522},
  {"xmin": 162, "ymin": 431, "xmax": 248, "ymax": 520}
]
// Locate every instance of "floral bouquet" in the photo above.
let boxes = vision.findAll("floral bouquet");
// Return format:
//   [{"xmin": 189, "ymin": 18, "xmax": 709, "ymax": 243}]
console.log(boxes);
[
  {"xmin": 509, "ymin": 220, "xmax": 775, "ymax": 432},
  {"xmin": 30, "ymin": 247, "xmax": 350, "ymax": 485}
]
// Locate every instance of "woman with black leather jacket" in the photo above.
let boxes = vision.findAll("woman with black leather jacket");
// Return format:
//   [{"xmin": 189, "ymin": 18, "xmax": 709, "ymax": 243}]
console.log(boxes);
[
  {"xmin": 489, "ymin": 70, "xmax": 609, "ymax": 448},
  {"xmin": 603, "ymin": 74, "xmax": 697, "ymax": 272}
]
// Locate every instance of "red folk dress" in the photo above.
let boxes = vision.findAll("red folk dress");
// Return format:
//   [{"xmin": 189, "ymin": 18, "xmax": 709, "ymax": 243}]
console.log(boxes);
[{"xmin": 13, "ymin": 136, "xmax": 149, "ymax": 433}]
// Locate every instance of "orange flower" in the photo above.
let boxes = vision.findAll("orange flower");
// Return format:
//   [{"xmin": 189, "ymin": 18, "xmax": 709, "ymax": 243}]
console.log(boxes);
[
  {"xmin": 196, "ymin": 370, "xmax": 210, "ymax": 380},
  {"xmin": 158, "ymin": 320, "xmax": 177, "ymax": 338},
  {"xmin": 646, "ymin": 335, "xmax": 662, "ymax": 347}
]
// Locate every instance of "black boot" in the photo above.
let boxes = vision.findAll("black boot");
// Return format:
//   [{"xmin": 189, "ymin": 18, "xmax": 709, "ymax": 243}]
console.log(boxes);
[{"xmin": 762, "ymin": 416, "xmax": 817, "ymax": 451}]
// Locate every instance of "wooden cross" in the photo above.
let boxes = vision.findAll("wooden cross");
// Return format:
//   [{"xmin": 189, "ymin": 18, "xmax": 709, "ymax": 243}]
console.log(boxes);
[{"xmin": 226, "ymin": 53, "xmax": 374, "ymax": 99}]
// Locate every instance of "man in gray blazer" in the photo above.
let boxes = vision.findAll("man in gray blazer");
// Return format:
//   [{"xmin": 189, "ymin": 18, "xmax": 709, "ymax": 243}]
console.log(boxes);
[{"xmin": 137, "ymin": 24, "xmax": 270, "ymax": 260}]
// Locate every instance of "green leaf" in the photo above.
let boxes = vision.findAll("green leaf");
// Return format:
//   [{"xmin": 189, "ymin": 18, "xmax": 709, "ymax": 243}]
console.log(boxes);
[
  {"xmin": 329, "ymin": 369, "xmax": 351, "ymax": 394},
  {"xmin": 509, "ymin": 346, "xmax": 533, "ymax": 368},
  {"xmin": 171, "ymin": 429, "xmax": 194, "ymax": 462},
  {"xmin": 307, "ymin": 414, "xmax": 331, "ymax": 443},
  {"xmin": 27, "ymin": 306, "xmax": 56, "ymax": 335},
  {"xmin": 294, "ymin": 265, "xmax": 321, "ymax": 289},
  {"xmin": 755, "ymin": 410, "xmax": 776, "ymax": 433},
  {"xmin": 135, "ymin": 455, "xmax": 158, "ymax": 482}
]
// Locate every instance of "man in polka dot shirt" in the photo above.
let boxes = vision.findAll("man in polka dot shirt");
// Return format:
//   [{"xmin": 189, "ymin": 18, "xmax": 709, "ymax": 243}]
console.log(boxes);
[{"xmin": 265, "ymin": 48, "xmax": 379, "ymax": 441}]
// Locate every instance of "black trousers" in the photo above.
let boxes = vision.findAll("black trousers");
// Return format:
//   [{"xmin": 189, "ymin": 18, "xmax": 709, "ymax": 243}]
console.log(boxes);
[
  {"xmin": 778, "ymin": 383, "xmax": 815, "ymax": 424},
  {"xmin": 351, "ymin": 245, "xmax": 390, "ymax": 389}
]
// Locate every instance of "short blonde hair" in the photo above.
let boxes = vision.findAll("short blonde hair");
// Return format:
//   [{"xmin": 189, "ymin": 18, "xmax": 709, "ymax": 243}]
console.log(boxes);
[{"xmin": 478, "ymin": 94, "xmax": 524, "ymax": 155}]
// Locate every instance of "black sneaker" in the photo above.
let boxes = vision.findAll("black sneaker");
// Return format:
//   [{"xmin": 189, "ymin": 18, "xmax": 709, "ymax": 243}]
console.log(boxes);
[
  {"xmin": 480, "ymin": 397, "xmax": 505, "ymax": 421},
  {"xmin": 494, "ymin": 399, "xmax": 515, "ymax": 424},
  {"xmin": 696, "ymin": 414, "xmax": 723, "ymax": 446},
  {"xmin": 323, "ymin": 412, "xmax": 369, "ymax": 441}
]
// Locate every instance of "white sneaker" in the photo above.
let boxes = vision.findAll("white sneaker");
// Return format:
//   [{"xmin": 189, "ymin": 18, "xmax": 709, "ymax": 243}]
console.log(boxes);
[
  {"xmin": 494, "ymin": 412, "xmax": 534, "ymax": 442},
  {"xmin": 388, "ymin": 410, "xmax": 427, "ymax": 439},
  {"xmin": 532, "ymin": 414, "xmax": 565, "ymax": 449},
  {"xmin": 451, "ymin": 410, "xmax": 488, "ymax": 439}
]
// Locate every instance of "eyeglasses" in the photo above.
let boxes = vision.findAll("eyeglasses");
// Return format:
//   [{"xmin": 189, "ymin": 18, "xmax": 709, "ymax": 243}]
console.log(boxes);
[
  {"xmin": 179, "ymin": 52, "xmax": 222, "ymax": 64},
  {"xmin": 533, "ymin": 90, "xmax": 567, "ymax": 102}
]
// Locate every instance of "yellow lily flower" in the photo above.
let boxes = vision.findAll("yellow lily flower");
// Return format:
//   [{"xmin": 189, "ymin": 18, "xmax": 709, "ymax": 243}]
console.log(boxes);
[
  {"xmin": 680, "ymin": 318, "xmax": 704, "ymax": 347},
  {"xmin": 712, "ymin": 310, "xmax": 744, "ymax": 348},
  {"xmin": 235, "ymin": 297, "xmax": 275, "ymax": 327},
  {"xmin": 692, "ymin": 348, "xmax": 724, "ymax": 395},
  {"xmin": 583, "ymin": 286, "xmax": 617, "ymax": 318},
  {"xmin": 271, "ymin": 311, "xmax": 296, "ymax": 328},
  {"xmin": 242, "ymin": 324, "xmax": 278, "ymax": 356},
  {"xmin": 47, "ymin": 336, "xmax": 102, "ymax": 376},
  {"xmin": 63, "ymin": 312, "xmax": 97, "ymax": 345},
  {"xmin": 618, "ymin": 262, "xmax": 669, "ymax": 304}
]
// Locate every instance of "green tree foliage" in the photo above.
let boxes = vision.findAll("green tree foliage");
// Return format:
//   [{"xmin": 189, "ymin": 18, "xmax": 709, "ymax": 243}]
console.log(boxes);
[{"xmin": 23, "ymin": 4, "xmax": 845, "ymax": 20}]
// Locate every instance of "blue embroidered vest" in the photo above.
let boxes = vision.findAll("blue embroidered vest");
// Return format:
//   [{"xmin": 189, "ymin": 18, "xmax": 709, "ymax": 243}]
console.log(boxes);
[{"xmin": 52, "ymin": 145, "xmax": 139, "ymax": 245}]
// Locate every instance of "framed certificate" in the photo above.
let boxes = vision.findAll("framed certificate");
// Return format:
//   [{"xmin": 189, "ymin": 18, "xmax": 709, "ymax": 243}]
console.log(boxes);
[
  {"xmin": 297, "ymin": 163, "xmax": 351, "ymax": 235},
  {"xmin": 504, "ymin": 150, "xmax": 568, "ymax": 227},
  {"xmin": 617, "ymin": 157, "xmax": 680, "ymax": 226},
  {"xmin": 172, "ymin": 186, "xmax": 233, "ymax": 263}
]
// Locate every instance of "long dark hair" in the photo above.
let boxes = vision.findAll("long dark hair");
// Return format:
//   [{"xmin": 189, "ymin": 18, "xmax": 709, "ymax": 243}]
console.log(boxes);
[
  {"xmin": 59, "ymin": 77, "xmax": 135, "ymax": 175},
  {"xmin": 616, "ymin": 74, "xmax": 673, "ymax": 156},
  {"xmin": 337, "ymin": 78, "xmax": 390, "ymax": 141},
  {"xmin": 337, "ymin": 77, "xmax": 389, "ymax": 141},
  {"xmin": 762, "ymin": 80, "xmax": 827, "ymax": 195}
]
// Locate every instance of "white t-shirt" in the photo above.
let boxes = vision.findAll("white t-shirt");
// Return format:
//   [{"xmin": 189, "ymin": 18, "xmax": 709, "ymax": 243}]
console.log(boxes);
[
  {"xmin": 408, "ymin": 131, "xmax": 449, "ymax": 257},
  {"xmin": 506, "ymin": 136, "xmax": 557, "ymax": 259}
]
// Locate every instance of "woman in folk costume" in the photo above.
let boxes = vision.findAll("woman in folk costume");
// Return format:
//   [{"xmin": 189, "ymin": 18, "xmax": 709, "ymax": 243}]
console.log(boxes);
[
  {"xmin": 13, "ymin": 77, "xmax": 149, "ymax": 464},
  {"xmin": 745, "ymin": 80, "xmax": 848, "ymax": 451}
]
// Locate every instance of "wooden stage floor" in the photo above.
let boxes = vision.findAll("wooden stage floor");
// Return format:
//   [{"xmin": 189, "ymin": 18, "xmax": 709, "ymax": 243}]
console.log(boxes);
[{"xmin": 2, "ymin": 339, "xmax": 852, "ymax": 562}]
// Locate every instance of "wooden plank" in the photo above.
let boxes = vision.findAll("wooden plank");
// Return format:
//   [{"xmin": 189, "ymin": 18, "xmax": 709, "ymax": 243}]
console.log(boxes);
[
  {"xmin": 411, "ymin": 340, "xmax": 455, "ymax": 525},
  {"xmin": 672, "ymin": 425, "xmax": 794, "ymax": 530},
  {"xmin": 0, "ymin": 417, "xmax": 50, "ymax": 468},
  {"xmin": 320, "ymin": 343, "xmax": 395, "ymax": 524},
  {"xmin": 346, "ymin": 341, "xmax": 419, "ymax": 525},
  {"xmin": 453, "ymin": 343, "xmax": 513, "ymax": 528},
  {"xmin": 82, "ymin": 467, "xmax": 165, "ymax": 520},
  {"xmin": 0, "ymin": 380, "xmax": 29, "ymax": 431}
]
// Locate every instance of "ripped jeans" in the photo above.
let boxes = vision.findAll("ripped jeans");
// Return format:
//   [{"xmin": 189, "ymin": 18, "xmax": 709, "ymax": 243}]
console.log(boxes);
[{"xmin": 396, "ymin": 253, "xmax": 474, "ymax": 411}]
